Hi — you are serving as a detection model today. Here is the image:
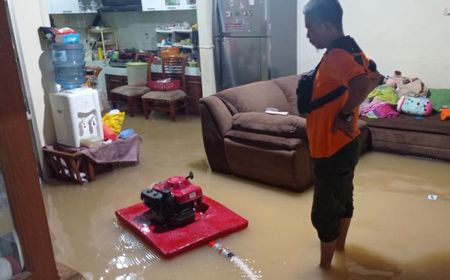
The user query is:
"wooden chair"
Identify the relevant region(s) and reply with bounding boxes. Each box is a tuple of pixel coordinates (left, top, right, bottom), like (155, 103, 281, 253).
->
(141, 55, 189, 122)
(109, 63, 151, 117)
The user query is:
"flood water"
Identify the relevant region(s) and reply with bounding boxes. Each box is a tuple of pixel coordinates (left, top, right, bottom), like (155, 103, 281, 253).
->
(42, 115, 450, 280)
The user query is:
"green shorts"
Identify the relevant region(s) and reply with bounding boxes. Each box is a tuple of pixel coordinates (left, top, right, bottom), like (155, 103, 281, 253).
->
(311, 136, 361, 242)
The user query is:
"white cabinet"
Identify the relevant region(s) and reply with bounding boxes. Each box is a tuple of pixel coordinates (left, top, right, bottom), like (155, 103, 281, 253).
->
(161, 0, 196, 10)
(48, 0, 80, 14)
(183, 0, 196, 9)
(78, 0, 102, 13)
(48, 0, 102, 14)
(141, 0, 162, 11)
(47, 0, 195, 13)
(162, 0, 181, 10)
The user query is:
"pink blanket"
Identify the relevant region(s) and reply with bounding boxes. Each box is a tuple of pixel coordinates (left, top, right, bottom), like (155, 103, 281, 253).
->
(360, 100, 399, 118)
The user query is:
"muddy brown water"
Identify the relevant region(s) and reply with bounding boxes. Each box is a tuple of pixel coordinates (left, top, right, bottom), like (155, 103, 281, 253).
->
(42, 115, 450, 279)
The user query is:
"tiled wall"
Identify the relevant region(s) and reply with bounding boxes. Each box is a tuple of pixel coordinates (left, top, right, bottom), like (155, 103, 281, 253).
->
(52, 10, 197, 51)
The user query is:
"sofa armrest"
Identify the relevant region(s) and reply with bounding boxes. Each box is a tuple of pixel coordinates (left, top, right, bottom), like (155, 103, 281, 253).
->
(200, 96, 233, 136)
(231, 112, 307, 139)
(199, 96, 235, 173)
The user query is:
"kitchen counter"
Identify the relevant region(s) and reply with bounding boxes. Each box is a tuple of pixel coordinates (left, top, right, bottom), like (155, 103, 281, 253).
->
(86, 60, 201, 112)
(87, 60, 201, 77)
(86, 60, 203, 114)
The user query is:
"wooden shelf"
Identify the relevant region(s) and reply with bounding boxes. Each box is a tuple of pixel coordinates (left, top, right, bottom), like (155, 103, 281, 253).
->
(157, 43, 173, 48)
(101, 40, 117, 45)
(155, 28, 174, 33)
(88, 27, 115, 33)
(156, 27, 195, 53)
(173, 28, 192, 33)
(87, 27, 118, 60)
(172, 43, 193, 49)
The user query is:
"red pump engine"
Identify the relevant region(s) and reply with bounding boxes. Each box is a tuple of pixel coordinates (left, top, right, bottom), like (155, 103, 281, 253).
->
(141, 172, 203, 227)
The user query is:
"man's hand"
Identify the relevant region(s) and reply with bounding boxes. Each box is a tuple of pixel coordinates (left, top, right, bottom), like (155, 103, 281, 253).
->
(368, 71, 383, 92)
(332, 115, 354, 137)
(341, 71, 382, 115)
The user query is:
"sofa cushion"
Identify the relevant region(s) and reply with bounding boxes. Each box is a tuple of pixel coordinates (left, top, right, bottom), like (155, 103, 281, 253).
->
(362, 113, 450, 135)
(217, 80, 291, 113)
(272, 75, 301, 115)
(225, 130, 304, 151)
(231, 112, 306, 139)
(369, 127, 450, 161)
(216, 95, 239, 115)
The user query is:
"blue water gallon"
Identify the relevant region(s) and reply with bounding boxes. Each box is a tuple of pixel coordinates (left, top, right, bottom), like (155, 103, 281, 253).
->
(52, 42, 85, 90)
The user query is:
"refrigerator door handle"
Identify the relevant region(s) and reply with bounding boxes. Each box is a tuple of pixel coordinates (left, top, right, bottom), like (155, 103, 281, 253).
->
(212, 0, 223, 37)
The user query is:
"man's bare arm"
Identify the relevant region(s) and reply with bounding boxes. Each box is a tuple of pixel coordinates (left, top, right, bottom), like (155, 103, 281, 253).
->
(341, 72, 381, 114)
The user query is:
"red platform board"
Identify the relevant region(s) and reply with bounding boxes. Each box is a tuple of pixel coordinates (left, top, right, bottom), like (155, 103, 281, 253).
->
(115, 195, 248, 258)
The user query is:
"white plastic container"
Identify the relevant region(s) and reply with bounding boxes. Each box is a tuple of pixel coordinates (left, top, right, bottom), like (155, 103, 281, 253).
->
(126, 62, 148, 86)
(49, 88, 104, 147)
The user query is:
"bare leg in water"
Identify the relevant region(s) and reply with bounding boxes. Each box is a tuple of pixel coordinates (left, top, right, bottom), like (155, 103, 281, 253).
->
(336, 218, 351, 251)
(320, 240, 337, 269)
(319, 218, 351, 269)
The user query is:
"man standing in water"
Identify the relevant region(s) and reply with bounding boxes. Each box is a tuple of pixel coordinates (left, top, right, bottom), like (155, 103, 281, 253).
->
(301, 0, 381, 269)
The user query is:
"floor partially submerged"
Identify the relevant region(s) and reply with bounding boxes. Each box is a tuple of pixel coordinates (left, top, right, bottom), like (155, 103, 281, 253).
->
(42, 115, 450, 279)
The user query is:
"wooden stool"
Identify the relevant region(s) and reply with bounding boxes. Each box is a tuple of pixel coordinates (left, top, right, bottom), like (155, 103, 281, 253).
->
(42, 146, 94, 184)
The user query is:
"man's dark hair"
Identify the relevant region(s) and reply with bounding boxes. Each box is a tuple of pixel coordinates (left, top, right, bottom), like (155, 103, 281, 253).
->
(304, 0, 343, 30)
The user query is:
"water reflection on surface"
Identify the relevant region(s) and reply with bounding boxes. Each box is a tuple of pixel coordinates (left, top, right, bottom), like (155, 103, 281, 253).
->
(101, 222, 159, 279)
(42, 116, 450, 279)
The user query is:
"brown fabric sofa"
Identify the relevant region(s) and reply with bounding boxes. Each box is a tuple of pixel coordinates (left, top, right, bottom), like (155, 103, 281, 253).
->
(362, 113, 450, 161)
(200, 75, 450, 192)
(199, 75, 369, 192)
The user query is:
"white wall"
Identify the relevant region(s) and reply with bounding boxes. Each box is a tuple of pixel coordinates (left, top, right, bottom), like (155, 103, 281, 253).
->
(196, 0, 216, 97)
(7, 0, 56, 174)
(297, 0, 450, 88)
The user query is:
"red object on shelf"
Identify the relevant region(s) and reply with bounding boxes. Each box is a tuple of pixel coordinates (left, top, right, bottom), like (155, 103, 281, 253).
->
(148, 79, 181, 91)
(102, 124, 117, 141)
(115, 195, 248, 258)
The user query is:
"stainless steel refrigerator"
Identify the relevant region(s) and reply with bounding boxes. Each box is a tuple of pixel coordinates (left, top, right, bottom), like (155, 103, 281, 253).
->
(213, 0, 297, 91)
